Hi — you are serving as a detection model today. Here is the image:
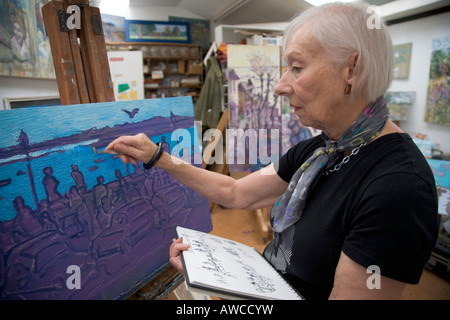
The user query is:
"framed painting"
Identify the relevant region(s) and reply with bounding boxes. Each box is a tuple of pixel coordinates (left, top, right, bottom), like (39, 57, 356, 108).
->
(385, 91, 415, 121)
(426, 159, 450, 216)
(227, 45, 282, 172)
(0, 96, 212, 299)
(3, 95, 60, 109)
(0, 0, 56, 79)
(125, 20, 190, 43)
(101, 13, 125, 43)
(169, 16, 210, 49)
(424, 35, 450, 126)
(393, 42, 412, 79)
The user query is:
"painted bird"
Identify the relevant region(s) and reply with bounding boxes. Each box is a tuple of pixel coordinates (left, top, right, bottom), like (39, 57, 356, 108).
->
(122, 108, 139, 119)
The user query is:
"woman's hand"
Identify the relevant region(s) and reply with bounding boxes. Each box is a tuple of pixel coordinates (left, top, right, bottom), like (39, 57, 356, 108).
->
(105, 133, 157, 166)
(169, 237, 190, 275)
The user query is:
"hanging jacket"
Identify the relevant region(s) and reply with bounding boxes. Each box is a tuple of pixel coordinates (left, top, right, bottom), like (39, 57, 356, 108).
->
(195, 56, 223, 131)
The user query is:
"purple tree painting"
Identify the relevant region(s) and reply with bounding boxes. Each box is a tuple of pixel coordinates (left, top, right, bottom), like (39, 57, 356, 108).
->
(227, 45, 283, 172)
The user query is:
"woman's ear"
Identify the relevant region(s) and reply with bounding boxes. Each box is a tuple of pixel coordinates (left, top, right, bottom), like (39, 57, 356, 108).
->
(345, 51, 359, 82)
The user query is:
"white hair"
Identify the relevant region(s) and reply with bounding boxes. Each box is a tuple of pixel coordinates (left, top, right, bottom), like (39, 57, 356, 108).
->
(284, 2, 393, 103)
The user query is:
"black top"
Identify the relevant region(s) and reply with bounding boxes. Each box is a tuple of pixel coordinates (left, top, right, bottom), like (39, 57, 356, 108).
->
(263, 133, 439, 300)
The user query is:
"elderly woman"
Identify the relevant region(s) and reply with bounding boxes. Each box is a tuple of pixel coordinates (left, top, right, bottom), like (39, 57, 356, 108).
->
(106, 2, 438, 299)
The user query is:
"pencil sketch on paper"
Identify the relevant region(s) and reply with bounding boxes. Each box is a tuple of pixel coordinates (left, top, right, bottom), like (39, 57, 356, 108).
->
(179, 227, 278, 294)
(186, 233, 235, 286)
(0, 97, 212, 300)
(236, 260, 276, 294)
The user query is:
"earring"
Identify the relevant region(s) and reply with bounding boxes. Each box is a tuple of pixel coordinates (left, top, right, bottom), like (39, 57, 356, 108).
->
(344, 82, 352, 95)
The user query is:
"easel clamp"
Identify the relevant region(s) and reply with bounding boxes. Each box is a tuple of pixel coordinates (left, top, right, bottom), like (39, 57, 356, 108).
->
(57, 2, 102, 35)
(57, 10, 73, 32)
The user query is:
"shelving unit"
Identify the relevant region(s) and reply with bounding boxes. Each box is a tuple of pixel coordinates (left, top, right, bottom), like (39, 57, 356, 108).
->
(106, 42, 203, 102)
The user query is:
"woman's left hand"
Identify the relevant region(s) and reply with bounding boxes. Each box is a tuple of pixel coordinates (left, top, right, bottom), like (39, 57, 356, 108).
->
(169, 237, 190, 275)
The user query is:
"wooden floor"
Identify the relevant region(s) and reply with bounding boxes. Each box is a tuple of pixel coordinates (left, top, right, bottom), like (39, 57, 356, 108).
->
(206, 206, 450, 300)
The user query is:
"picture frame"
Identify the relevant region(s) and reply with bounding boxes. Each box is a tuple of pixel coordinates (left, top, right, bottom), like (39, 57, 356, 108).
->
(3, 95, 60, 110)
(101, 13, 125, 43)
(385, 91, 415, 121)
(0, 0, 56, 79)
(125, 20, 190, 43)
(169, 16, 210, 49)
(393, 42, 412, 79)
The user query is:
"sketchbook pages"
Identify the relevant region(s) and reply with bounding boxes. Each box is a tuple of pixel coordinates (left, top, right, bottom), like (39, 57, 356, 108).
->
(176, 226, 303, 300)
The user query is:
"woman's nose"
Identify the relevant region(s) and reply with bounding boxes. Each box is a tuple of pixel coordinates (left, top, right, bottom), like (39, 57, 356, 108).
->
(274, 71, 292, 97)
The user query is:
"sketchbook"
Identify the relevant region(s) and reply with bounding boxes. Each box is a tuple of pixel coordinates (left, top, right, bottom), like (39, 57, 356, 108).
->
(176, 226, 303, 300)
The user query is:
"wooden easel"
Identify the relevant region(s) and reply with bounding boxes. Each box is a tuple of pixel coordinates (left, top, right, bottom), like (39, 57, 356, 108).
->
(42, 0, 114, 105)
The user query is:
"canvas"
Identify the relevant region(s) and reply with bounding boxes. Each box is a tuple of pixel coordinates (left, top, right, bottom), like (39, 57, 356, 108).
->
(424, 35, 450, 126)
(227, 45, 282, 172)
(169, 16, 210, 49)
(108, 51, 144, 101)
(101, 13, 125, 43)
(393, 43, 412, 79)
(125, 20, 190, 44)
(0, 97, 212, 299)
(427, 159, 450, 216)
(385, 91, 415, 121)
(0, 0, 56, 79)
(227, 45, 318, 172)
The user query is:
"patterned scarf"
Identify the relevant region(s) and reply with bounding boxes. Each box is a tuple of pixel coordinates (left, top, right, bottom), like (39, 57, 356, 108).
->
(271, 96, 389, 233)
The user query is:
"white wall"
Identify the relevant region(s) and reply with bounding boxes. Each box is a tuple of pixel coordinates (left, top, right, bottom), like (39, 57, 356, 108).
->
(387, 11, 450, 153)
(99, 1, 204, 21)
(0, 77, 59, 110)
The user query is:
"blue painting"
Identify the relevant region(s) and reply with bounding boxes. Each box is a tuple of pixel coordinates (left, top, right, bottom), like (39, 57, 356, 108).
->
(0, 97, 212, 299)
(427, 159, 450, 216)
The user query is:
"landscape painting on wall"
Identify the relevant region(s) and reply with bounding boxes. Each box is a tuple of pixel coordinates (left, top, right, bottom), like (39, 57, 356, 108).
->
(169, 16, 210, 49)
(125, 20, 190, 43)
(0, 97, 212, 299)
(385, 91, 415, 121)
(101, 13, 125, 43)
(424, 35, 450, 126)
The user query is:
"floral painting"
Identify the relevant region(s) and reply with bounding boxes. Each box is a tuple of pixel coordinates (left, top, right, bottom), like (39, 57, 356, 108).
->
(424, 35, 450, 126)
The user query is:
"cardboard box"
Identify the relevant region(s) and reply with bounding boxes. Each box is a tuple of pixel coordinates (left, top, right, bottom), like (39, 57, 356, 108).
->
(187, 60, 203, 75)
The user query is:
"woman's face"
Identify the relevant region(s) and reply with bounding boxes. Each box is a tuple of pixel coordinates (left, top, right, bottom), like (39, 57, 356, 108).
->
(13, 22, 24, 43)
(275, 26, 350, 138)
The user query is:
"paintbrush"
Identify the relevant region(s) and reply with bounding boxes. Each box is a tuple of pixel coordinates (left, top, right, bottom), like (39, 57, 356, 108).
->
(92, 147, 123, 155)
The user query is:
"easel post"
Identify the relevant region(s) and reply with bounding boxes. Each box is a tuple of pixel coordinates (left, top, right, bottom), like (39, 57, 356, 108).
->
(42, 0, 114, 105)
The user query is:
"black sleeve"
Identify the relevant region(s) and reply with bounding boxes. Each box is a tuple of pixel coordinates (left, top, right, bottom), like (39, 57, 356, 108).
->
(342, 172, 439, 284)
(275, 136, 323, 183)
